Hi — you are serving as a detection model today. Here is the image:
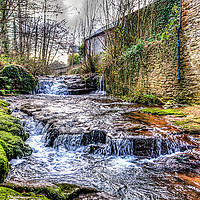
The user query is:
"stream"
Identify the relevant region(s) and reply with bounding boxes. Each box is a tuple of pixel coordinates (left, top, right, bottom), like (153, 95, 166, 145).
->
(3, 76, 200, 200)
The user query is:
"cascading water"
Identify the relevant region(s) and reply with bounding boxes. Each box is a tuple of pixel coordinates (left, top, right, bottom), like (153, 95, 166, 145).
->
(7, 111, 187, 200)
(37, 76, 69, 95)
(5, 88, 199, 200)
(95, 75, 106, 95)
(36, 75, 106, 96)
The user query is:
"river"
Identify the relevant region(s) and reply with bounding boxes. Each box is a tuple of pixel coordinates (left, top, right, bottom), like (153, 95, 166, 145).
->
(3, 76, 200, 200)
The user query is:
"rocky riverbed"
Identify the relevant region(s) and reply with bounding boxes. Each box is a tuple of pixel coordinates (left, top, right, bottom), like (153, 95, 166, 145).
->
(1, 92, 199, 200)
(0, 74, 198, 200)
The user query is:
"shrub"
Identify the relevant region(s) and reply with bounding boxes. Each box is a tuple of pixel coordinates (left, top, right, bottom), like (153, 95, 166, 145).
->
(68, 54, 81, 66)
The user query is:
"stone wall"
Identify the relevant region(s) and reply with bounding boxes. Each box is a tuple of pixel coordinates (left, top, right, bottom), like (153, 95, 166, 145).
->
(136, 40, 182, 100)
(135, 0, 200, 102)
(181, 0, 200, 102)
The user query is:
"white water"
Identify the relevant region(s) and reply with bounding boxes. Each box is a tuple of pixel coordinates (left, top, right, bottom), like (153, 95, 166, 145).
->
(7, 111, 185, 200)
(94, 75, 107, 95)
(5, 77, 198, 199)
(37, 76, 69, 95)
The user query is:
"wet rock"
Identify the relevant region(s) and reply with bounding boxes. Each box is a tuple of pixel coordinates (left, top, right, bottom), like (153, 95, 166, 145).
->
(4, 95, 199, 159)
(81, 131, 106, 146)
(37, 74, 98, 95)
(160, 148, 200, 174)
(2, 182, 98, 200)
(74, 192, 120, 200)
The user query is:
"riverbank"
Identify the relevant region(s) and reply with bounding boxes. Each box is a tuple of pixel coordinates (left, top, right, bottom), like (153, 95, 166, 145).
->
(0, 100, 32, 182)
(140, 104, 200, 135)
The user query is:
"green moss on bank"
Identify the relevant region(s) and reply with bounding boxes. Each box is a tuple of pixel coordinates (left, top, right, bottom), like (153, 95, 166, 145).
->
(0, 187, 50, 200)
(120, 93, 164, 105)
(0, 100, 11, 114)
(3, 183, 96, 200)
(0, 99, 32, 183)
(0, 112, 29, 141)
(0, 131, 32, 160)
(0, 100, 9, 107)
(0, 65, 38, 95)
(140, 105, 200, 134)
(173, 119, 200, 134)
(140, 107, 186, 117)
(0, 145, 8, 183)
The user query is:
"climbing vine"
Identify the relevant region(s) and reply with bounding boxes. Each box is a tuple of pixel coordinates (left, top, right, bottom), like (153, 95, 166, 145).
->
(101, 0, 181, 102)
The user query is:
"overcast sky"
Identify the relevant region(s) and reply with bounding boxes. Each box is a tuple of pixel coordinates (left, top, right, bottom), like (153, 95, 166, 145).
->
(62, 0, 83, 27)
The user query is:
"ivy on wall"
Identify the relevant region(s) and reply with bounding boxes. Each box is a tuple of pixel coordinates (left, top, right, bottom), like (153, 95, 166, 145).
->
(101, 0, 181, 101)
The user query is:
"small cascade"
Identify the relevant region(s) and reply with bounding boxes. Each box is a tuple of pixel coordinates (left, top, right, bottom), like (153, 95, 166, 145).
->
(37, 76, 69, 95)
(53, 131, 106, 151)
(43, 125, 180, 158)
(94, 137, 180, 158)
(36, 75, 99, 95)
(12, 109, 182, 159)
(53, 134, 83, 151)
(95, 75, 106, 95)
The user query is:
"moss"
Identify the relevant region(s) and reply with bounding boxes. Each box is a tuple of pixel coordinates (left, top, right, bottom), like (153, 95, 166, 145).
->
(0, 113, 29, 141)
(0, 100, 32, 183)
(181, 124, 200, 134)
(140, 107, 187, 117)
(0, 76, 9, 84)
(4, 183, 97, 200)
(173, 120, 200, 134)
(0, 90, 12, 96)
(0, 90, 6, 96)
(0, 131, 32, 160)
(0, 187, 50, 200)
(0, 100, 11, 114)
(0, 139, 10, 156)
(0, 100, 10, 107)
(174, 119, 190, 126)
(0, 187, 20, 199)
(1, 65, 37, 92)
(120, 93, 164, 105)
(0, 144, 8, 183)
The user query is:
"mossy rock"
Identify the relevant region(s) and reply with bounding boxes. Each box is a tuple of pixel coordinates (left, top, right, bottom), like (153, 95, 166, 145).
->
(0, 187, 50, 200)
(0, 112, 29, 141)
(0, 77, 9, 90)
(3, 183, 97, 200)
(0, 76, 9, 83)
(1, 65, 37, 92)
(0, 144, 8, 183)
(0, 100, 32, 183)
(140, 108, 187, 117)
(0, 100, 9, 107)
(0, 100, 12, 120)
(0, 90, 13, 96)
(0, 139, 12, 160)
(0, 131, 32, 160)
(174, 120, 200, 134)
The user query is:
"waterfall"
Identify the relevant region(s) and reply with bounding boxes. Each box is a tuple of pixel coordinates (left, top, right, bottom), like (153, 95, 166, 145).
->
(95, 137, 180, 158)
(96, 75, 106, 95)
(36, 76, 69, 95)
(16, 111, 182, 159)
(44, 126, 180, 158)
